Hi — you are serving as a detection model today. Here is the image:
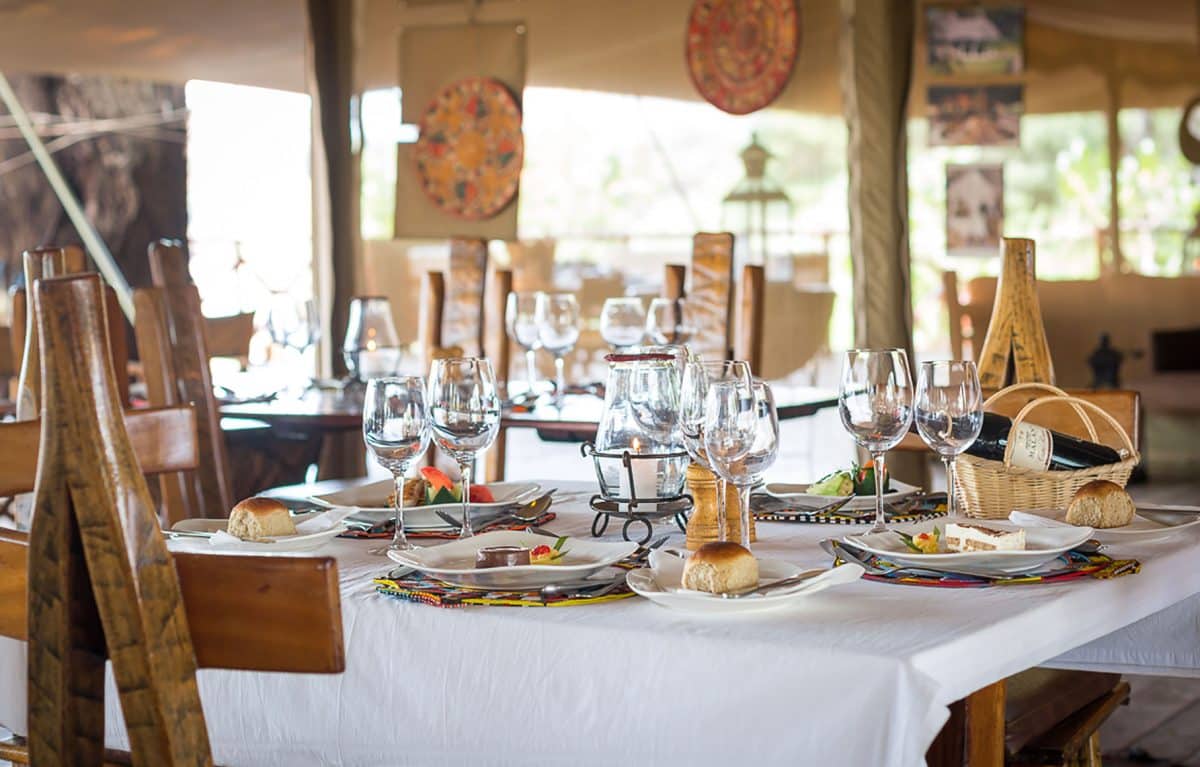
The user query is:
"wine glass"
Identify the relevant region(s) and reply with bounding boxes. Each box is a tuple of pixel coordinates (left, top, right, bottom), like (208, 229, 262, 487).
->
(363, 376, 431, 554)
(703, 378, 779, 551)
(534, 293, 580, 404)
(428, 357, 501, 539)
(839, 349, 915, 533)
(915, 360, 983, 518)
(505, 291, 543, 397)
(680, 358, 753, 542)
(599, 297, 646, 351)
(267, 296, 320, 387)
(343, 296, 402, 381)
(646, 297, 696, 345)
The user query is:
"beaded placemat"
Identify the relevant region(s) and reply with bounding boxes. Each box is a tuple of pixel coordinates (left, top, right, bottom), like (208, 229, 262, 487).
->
(830, 548, 1140, 588)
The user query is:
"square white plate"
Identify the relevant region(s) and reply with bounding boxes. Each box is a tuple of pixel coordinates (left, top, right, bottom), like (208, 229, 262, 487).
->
(311, 480, 541, 530)
(764, 479, 921, 511)
(625, 551, 864, 615)
(844, 518, 1094, 575)
(387, 530, 637, 590)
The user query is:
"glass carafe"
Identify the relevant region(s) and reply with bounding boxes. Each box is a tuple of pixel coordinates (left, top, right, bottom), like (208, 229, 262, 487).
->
(594, 353, 687, 499)
(343, 296, 402, 380)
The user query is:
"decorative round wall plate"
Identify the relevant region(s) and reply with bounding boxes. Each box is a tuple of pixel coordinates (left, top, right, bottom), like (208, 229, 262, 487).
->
(1181, 95, 1200, 165)
(414, 77, 524, 220)
(685, 0, 801, 115)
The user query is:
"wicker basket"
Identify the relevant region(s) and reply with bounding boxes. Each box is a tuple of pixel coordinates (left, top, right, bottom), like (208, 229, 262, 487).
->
(954, 384, 1139, 520)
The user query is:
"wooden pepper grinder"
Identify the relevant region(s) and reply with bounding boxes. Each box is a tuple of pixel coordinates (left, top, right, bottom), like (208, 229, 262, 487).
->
(684, 463, 756, 550)
(976, 237, 1055, 388)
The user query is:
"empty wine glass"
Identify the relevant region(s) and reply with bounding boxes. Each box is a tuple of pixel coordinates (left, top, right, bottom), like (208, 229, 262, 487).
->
(267, 296, 320, 389)
(363, 376, 431, 554)
(839, 349, 914, 533)
(428, 357, 501, 539)
(535, 293, 580, 404)
(505, 291, 543, 397)
(680, 358, 752, 542)
(915, 360, 983, 518)
(599, 297, 646, 351)
(646, 297, 696, 345)
(704, 378, 779, 551)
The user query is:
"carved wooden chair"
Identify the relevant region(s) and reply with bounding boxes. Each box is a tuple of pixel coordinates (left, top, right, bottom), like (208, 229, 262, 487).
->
(0, 273, 344, 766)
(663, 232, 737, 363)
(134, 239, 235, 520)
(203, 312, 256, 370)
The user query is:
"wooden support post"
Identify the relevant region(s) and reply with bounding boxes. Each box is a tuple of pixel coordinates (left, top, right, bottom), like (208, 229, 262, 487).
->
(1104, 66, 1124, 275)
(663, 264, 686, 302)
(735, 264, 765, 372)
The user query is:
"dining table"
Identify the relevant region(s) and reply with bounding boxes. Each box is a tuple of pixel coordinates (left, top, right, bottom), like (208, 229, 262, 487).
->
(3, 481, 1198, 766)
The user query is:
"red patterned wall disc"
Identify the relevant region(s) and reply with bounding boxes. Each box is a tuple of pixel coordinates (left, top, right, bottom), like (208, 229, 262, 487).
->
(685, 0, 801, 115)
(414, 77, 524, 220)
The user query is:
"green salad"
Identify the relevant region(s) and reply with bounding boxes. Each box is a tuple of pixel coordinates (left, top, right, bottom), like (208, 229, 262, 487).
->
(809, 461, 891, 496)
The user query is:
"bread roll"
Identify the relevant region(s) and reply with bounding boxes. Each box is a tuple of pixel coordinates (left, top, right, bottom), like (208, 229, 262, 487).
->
(682, 541, 759, 594)
(1065, 480, 1135, 529)
(227, 497, 296, 541)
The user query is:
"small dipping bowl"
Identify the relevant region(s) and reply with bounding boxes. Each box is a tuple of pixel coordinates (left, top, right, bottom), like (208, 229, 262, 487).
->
(475, 546, 532, 569)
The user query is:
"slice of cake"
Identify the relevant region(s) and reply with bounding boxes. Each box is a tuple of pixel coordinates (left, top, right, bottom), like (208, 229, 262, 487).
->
(944, 523, 1026, 552)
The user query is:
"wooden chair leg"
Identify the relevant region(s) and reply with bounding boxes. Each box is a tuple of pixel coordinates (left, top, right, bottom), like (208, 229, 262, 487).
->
(928, 680, 1006, 767)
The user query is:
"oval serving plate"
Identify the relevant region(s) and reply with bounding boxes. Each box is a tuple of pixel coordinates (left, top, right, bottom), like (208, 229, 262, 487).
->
(310, 480, 541, 531)
(764, 479, 920, 511)
(387, 530, 636, 591)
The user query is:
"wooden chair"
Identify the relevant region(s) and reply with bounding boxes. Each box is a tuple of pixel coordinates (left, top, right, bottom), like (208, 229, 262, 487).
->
(442, 237, 489, 357)
(663, 232, 737, 362)
(0, 273, 344, 766)
(203, 312, 255, 369)
(135, 239, 234, 519)
(734, 264, 765, 372)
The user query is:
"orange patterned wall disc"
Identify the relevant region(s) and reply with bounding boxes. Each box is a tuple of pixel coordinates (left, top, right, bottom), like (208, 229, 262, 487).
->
(685, 0, 800, 115)
(414, 77, 524, 220)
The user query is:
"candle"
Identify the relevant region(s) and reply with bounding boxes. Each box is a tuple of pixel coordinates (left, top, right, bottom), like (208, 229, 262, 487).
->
(620, 438, 659, 503)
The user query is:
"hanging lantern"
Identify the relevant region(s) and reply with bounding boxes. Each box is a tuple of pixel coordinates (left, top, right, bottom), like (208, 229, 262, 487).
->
(721, 134, 793, 277)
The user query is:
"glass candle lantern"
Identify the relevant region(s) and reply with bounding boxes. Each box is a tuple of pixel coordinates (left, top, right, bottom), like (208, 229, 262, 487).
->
(343, 296, 402, 380)
(592, 352, 688, 501)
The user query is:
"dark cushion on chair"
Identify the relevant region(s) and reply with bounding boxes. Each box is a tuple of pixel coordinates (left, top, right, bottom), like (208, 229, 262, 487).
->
(1005, 669, 1121, 755)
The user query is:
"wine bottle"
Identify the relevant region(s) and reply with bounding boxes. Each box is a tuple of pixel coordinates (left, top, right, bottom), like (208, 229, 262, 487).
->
(965, 412, 1123, 471)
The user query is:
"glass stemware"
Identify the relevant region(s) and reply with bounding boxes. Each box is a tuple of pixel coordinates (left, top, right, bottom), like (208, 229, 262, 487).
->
(680, 358, 753, 542)
(428, 357, 501, 539)
(267, 296, 320, 388)
(534, 293, 580, 404)
(838, 349, 915, 534)
(599, 297, 646, 351)
(646, 297, 696, 346)
(703, 379, 779, 551)
(343, 296, 403, 381)
(915, 360, 984, 518)
(505, 291, 543, 396)
(363, 376, 431, 554)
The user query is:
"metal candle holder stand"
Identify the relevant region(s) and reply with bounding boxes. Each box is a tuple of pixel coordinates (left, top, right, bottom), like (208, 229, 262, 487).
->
(581, 442, 693, 545)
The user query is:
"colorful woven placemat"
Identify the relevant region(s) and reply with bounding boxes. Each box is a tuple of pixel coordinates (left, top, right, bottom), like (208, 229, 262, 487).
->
(752, 494, 948, 525)
(340, 512, 556, 541)
(831, 548, 1140, 588)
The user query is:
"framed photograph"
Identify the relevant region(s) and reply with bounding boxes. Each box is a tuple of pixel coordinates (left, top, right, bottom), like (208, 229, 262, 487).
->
(946, 164, 1004, 257)
(926, 6, 1024, 75)
(927, 84, 1023, 146)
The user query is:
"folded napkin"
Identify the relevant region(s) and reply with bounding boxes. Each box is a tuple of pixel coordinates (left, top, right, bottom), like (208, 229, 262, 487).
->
(207, 508, 352, 549)
(1008, 509, 1076, 528)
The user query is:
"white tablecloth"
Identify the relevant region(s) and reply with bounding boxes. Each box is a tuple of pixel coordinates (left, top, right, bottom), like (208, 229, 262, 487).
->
(3, 481, 1200, 767)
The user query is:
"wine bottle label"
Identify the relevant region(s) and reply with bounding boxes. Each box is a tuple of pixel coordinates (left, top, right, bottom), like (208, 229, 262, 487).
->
(1009, 422, 1053, 471)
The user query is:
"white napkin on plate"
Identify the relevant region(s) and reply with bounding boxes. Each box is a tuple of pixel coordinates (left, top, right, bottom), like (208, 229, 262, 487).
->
(207, 508, 352, 548)
(1007, 509, 1075, 528)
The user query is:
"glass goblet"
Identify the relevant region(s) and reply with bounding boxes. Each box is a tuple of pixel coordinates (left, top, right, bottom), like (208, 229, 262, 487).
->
(363, 376, 431, 554)
(428, 357, 501, 539)
(838, 349, 915, 534)
(534, 293, 580, 405)
(704, 378, 778, 552)
(505, 291, 543, 397)
(915, 360, 983, 518)
(599, 297, 646, 351)
(646, 297, 696, 346)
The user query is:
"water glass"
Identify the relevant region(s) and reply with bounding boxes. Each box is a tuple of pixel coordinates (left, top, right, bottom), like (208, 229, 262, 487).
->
(645, 297, 696, 345)
(680, 358, 752, 541)
(535, 293, 580, 404)
(838, 349, 914, 533)
(363, 376, 431, 553)
(428, 357, 501, 538)
(703, 378, 778, 551)
(505, 291, 543, 396)
(599, 297, 646, 350)
(915, 360, 983, 517)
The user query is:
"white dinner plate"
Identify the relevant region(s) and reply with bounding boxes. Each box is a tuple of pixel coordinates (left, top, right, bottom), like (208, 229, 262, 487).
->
(626, 551, 864, 615)
(764, 479, 921, 511)
(1010, 506, 1200, 544)
(845, 518, 1094, 575)
(169, 510, 346, 553)
(387, 530, 637, 590)
(310, 480, 541, 531)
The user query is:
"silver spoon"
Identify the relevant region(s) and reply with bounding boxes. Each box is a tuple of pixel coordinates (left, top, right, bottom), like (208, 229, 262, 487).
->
(718, 569, 825, 599)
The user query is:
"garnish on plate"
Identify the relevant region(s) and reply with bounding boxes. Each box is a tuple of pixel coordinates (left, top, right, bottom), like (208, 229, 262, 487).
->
(810, 460, 892, 497)
(386, 467, 497, 506)
(530, 535, 569, 564)
(896, 526, 941, 554)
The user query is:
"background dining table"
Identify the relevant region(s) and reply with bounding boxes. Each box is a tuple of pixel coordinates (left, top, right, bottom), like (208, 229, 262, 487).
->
(3, 481, 1198, 766)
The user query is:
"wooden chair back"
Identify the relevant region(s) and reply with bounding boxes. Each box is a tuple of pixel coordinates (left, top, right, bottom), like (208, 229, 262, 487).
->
(943, 270, 967, 360)
(203, 312, 255, 369)
(442, 237, 489, 357)
(0, 273, 344, 766)
(483, 268, 513, 481)
(663, 233, 736, 361)
(734, 264, 765, 372)
(136, 239, 234, 519)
